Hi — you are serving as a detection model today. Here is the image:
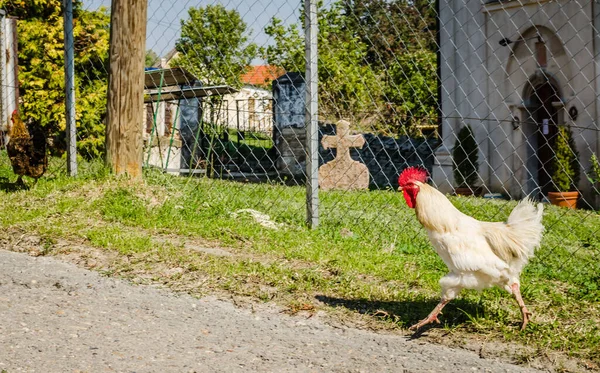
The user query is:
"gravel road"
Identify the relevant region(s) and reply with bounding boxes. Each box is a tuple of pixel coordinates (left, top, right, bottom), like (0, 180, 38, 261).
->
(0, 249, 545, 373)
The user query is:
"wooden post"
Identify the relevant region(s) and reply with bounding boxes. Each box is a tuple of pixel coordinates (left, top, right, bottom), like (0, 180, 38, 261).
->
(105, 0, 148, 178)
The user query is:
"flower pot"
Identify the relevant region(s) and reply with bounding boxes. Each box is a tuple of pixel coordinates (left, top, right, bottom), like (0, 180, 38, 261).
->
(455, 187, 473, 196)
(455, 186, 481, 196)
(547, 191, 579, 209)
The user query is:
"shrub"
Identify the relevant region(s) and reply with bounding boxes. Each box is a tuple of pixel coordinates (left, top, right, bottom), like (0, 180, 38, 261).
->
(550, 125, 580, 192)
(586, 153, 600, 194)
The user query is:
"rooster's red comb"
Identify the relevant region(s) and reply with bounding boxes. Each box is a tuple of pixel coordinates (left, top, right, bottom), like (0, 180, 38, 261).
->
(398, 166, 429, 187)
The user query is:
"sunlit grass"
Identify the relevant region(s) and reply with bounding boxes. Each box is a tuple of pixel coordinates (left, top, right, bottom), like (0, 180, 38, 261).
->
(0, 151, 597, 367)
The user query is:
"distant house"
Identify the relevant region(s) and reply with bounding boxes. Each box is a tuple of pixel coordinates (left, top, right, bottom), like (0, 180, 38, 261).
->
(240, 65, 285, 88)
(219, 65, 285, 135)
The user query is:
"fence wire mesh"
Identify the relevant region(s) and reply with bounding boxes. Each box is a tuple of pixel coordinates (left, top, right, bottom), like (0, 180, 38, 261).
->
(1, 0, 599, 337)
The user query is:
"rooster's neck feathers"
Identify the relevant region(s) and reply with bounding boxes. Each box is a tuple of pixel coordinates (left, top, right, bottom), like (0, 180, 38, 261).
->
(414, 183, 462, 233)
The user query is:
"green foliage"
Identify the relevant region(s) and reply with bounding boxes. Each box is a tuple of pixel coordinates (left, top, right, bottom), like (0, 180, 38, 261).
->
(342, 0, 437, 67)
(263, 1, 382, 121)
(262, 18, 304, 72)
(1, 0, 110, 159)
(171, 5, 258, 86)
(145, 50, 159, 67)
(262, 0, 437, 132)
(551, 125, 580, 192)
(586, 153, 600, 194)
(384, 50, 438, 135)
(452, 124, 479, 187)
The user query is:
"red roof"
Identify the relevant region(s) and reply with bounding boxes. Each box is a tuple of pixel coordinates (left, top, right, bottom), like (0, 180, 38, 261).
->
(241, 65, 285, 86)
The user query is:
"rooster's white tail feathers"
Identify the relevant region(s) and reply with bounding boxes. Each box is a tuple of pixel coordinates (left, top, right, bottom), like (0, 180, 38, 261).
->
(507, 198, 545, 257)
(483, 198, 544, 263)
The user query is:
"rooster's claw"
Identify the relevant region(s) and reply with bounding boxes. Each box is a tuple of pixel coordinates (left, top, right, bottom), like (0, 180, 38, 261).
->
(409, 315, 440, 331)
(519, 308, 532, 331)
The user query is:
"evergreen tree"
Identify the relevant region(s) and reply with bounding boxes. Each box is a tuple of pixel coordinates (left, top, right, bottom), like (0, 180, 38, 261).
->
(551, 125, 580, 192)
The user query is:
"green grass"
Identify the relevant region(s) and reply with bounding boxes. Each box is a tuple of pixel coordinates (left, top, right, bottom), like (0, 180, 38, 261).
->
(0, 151, 598, 369)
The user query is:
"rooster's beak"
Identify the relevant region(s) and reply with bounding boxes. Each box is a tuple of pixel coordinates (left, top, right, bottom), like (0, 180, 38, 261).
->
(397, 186, 403, 192)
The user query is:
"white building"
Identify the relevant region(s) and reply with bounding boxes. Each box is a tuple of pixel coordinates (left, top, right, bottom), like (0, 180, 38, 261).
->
(219, 87, 273, 134)
(216, 65, 283, 134)
(434, 0, 599, 205)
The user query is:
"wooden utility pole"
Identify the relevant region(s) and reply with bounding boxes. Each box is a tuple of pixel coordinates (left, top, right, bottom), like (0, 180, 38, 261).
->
(105, 0, 148, 179)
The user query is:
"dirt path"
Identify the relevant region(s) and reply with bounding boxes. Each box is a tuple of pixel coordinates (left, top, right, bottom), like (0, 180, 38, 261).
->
(0, 249, 545, 373)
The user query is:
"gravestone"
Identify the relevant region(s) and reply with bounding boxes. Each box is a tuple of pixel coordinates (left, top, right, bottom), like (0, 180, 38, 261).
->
(272, 73, 306, 175)
(319, 120, 369, 190)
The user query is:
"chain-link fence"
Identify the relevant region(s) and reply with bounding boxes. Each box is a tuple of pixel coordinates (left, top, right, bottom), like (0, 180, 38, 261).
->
(1, 0, 599, 294)
(133, 2, 600, 206)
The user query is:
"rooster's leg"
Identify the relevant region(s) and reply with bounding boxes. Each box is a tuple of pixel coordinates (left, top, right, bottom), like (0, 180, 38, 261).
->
(409, 299, 449, 331)
(15, 175, 24, 186)
(511, 283, 532, 331)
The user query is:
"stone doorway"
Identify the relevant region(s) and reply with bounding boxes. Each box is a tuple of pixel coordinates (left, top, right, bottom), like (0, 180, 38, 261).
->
(522, 78, 561, 198)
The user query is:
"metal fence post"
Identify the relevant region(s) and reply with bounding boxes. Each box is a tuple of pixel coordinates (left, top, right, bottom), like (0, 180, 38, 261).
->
(305, 0, 319, 228)
(63, 0, 77, 176)
(594, 2, 600, 163)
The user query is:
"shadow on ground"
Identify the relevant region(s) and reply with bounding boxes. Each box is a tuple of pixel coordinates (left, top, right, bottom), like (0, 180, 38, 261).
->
(315, 294, 485, 335)
(0, 177, 28, 192)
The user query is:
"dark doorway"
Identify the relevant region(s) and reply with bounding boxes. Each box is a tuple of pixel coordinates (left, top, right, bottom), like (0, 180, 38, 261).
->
(527, 81, 559, 196)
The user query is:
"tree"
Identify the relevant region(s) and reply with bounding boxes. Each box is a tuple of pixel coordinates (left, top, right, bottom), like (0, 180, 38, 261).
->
(0, 0, 110, 159)
(384, 50, 437, 136)
(171, 5, 258, 86)
(262, 0, 437, 133)
(343, 0, 437, 68)
(263, 1, 382, 121)
(145, 49, 159, 67)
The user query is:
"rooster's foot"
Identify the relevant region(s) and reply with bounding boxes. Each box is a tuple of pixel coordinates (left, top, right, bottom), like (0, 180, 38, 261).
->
(520, 307, 532, 331)
(409, 315, 441, 331)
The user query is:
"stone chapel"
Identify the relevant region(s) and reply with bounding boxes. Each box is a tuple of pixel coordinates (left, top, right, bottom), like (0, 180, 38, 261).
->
(433, 0, 600, 205)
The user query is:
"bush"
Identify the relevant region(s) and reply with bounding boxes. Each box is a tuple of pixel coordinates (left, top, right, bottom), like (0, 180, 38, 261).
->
(1, 0, 110, 160)
(550, 125, 580, 192)
(587, 153, 600, 194)
(452, 124, 479, 188)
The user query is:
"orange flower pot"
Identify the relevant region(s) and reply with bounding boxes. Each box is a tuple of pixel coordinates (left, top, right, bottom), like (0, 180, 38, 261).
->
(547, 191, 579, 209)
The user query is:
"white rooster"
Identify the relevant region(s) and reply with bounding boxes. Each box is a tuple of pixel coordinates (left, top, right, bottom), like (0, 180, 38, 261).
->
(397, 166, 544, 331)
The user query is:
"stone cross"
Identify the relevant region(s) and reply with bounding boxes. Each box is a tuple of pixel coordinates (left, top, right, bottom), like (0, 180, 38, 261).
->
(319, 120, 369, 190)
